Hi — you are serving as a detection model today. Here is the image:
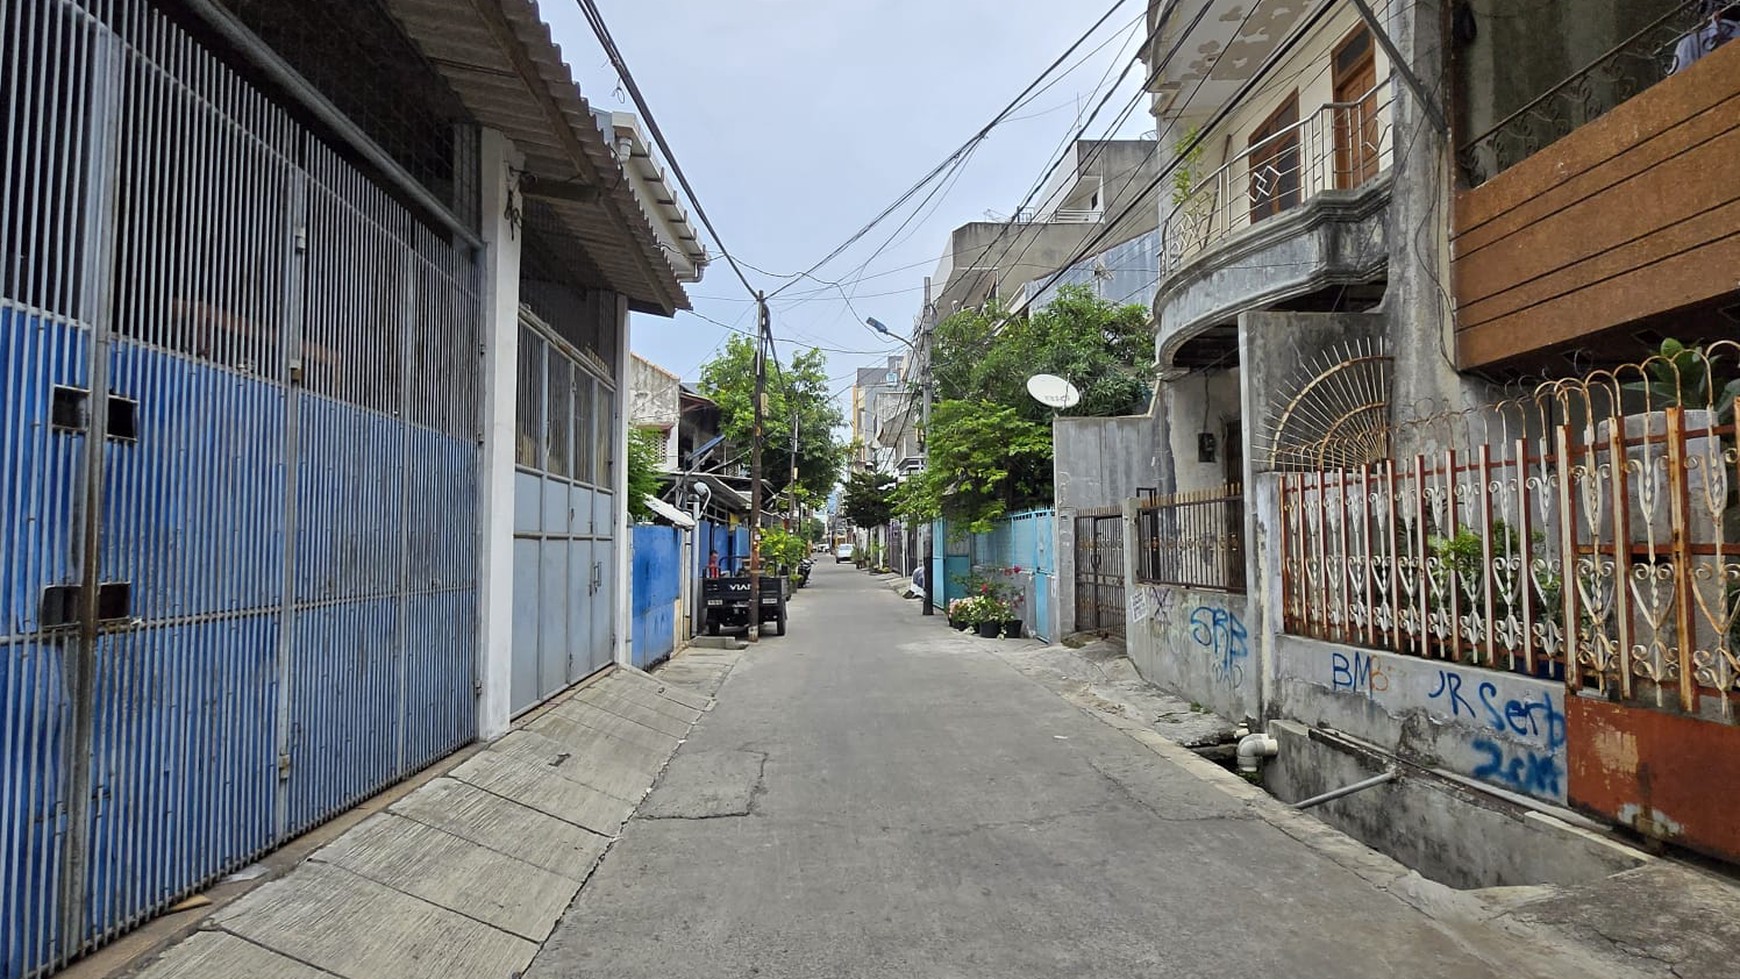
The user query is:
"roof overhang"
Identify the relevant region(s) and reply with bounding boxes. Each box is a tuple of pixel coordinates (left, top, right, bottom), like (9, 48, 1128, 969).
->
(382, 0, 692, 315)
(1147, 0, 1320, 121)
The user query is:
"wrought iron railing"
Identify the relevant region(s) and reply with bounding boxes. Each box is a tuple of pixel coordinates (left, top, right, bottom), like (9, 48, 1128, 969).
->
(1280, 340, 1740, 716)
(1457, 0, 1712, 186)
(1161, 81, 1392, 279)
(1136, 484, 1247, 593)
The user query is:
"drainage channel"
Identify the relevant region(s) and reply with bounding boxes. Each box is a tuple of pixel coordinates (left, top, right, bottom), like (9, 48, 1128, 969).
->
(1191, 722, 1647, 891)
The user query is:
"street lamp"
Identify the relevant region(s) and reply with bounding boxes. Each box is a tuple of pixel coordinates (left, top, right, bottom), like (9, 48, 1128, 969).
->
(864, 316, 913, 348)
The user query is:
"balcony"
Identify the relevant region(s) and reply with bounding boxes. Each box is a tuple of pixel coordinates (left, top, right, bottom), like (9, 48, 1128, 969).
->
(1163, 81, 1393, 277)
(1456, 0, 1714, 187)
(1451, 1, 1740, 369)
(1154, 81, 1394, 367)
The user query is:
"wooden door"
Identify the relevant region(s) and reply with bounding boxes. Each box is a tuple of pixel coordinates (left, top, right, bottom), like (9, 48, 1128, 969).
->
(1248, 95, 1300, 222)
(1332, 25, 1379, 189)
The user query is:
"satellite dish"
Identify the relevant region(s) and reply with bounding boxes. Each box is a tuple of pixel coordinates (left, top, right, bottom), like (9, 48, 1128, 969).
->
(1026, 373, 1081, 409)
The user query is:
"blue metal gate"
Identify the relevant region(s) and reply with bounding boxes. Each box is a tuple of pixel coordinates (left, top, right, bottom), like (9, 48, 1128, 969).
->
(631, 525, 684, 668)
(2, 3, 483, 974)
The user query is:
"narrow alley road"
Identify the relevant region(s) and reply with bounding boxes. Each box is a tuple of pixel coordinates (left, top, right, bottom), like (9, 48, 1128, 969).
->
(527, 563, 1590, 979)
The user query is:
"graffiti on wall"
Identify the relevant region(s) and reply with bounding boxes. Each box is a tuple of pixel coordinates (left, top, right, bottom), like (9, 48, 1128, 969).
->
(1310, 650, 1569, 800)
(1330, 649, 1392, 699)
(1130, 584, 1177, 629)
(1190, 605, 1248, 689)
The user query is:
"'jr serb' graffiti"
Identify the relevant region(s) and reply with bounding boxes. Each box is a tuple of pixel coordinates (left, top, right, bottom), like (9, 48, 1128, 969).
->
(1190, 605, 1248, 688)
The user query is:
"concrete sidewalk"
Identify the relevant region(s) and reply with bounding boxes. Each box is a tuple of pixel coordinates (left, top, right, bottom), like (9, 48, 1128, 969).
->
(122, 651, 738, 979)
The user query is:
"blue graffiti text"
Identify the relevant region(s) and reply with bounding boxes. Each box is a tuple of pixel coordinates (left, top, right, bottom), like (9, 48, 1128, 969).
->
(1190, 606, 1248, 688)
(1471, 738, 1564, 797)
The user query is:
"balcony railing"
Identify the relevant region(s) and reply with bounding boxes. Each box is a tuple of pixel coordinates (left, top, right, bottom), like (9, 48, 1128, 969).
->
(1012, 206, 1104, 224)
(1457, 0, 1713, 187)
(1161, 81, 1393, 279)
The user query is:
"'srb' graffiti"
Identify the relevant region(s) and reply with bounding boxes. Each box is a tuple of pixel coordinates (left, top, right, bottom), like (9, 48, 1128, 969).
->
(1190, 605, 1248, 688)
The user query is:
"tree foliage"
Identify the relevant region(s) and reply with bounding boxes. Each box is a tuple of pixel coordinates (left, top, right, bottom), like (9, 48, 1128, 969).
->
(698, 336, 847, 500)
(894, 400, 1052, 533)
(899, 285, 1150, 528)
(841, 469, 897, 528)
(625, 427, 664, 521)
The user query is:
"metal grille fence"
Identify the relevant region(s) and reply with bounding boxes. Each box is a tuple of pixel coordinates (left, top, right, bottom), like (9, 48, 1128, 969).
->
(1281, 341, 1740, 716)
(2, 2, 484, 975)
(1074, 511, 1125, 634)
(1135, 485, 1247, 593)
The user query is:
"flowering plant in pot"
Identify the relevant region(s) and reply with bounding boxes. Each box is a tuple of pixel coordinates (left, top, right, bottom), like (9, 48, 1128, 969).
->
(946, 598, 973, 630)
(990, 565, 1028, 638)
(955, 595, 1011, 637)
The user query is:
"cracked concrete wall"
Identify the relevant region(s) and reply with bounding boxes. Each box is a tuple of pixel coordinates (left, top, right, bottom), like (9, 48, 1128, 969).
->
(1124, 579, 1257, 725)
(1260, 721, 1641, 891)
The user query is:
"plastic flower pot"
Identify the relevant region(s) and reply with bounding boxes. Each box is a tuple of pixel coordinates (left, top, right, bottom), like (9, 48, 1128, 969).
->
(1002, 619, 1024, 639)
(975, 621, 1000, 638)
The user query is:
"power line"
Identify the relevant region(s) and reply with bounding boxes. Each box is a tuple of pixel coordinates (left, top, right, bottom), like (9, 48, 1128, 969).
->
(573, 0, 761, 297)
(765, 0, 1139, 300)
(1023, 0, 1346, 307)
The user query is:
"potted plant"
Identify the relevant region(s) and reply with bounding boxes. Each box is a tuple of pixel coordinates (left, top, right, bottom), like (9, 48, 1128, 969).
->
(996, 565, 1028, 640)
(946, 598, 971, 630)
(967, 596, 1011, 638)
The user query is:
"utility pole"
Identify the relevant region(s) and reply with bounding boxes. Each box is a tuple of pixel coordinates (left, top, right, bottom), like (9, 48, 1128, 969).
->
(789, 403, 799, 526)
(748, 292, 767, 642)
(919, 276, 936, 616)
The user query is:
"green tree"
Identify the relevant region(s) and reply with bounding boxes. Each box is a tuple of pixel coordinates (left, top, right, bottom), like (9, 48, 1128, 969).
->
(625, 427, 664, 521)
(894, 400, 1052, 533)
(900, 285, 1149, 528)
(698, 336, 846, 500)
(841, 469, 896, 528)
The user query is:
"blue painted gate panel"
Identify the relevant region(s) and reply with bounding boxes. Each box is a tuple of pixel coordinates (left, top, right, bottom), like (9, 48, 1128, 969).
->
(1, 309, 85, 977)
(631, 525, 683, 668)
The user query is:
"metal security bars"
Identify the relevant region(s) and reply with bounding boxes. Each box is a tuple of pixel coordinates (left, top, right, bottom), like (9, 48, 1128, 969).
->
(1074, 511, 1126, 634)
(1136, 485, 1247, 593)
(1281, 340, 1740, 716)
(2, 2, 484, 975)
(1456, 0, 1711, 187)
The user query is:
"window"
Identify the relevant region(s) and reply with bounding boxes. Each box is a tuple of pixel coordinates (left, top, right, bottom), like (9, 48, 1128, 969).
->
(1248, 95, 1301, 222)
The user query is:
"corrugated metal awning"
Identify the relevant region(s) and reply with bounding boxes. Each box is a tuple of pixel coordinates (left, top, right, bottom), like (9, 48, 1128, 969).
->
(382, 0, 691, 315)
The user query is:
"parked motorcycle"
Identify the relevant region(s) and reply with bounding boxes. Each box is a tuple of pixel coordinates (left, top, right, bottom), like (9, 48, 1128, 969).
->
(796, 558, 814, 588)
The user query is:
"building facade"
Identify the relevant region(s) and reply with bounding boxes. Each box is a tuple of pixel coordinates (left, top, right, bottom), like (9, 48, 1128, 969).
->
(1062, 0, 1740, 864)
(0, 2, 698, 975)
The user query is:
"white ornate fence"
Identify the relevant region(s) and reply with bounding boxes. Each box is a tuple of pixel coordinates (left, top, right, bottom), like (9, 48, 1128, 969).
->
(1280, 341, 1740, 717)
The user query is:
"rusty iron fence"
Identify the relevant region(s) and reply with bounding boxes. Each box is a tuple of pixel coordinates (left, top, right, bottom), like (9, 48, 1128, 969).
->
(1074, 510, 1125, 634)
(1281, 340, 1740, 717)
(1135, 484, 1247, 593)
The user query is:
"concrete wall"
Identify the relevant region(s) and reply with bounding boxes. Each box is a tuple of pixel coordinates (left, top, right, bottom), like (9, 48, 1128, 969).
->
(1160, 369, 1242, 495)
(1054, 412, 1163, 509)
(629, 354, 682, 470)
(1262, 721, 1641, 891)
(1271, 637, 1569, 805)
(1123, 575, 1259, 724)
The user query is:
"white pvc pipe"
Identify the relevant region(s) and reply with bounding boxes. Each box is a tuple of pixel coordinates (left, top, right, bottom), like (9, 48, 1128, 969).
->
(1235, 733, 1279, 773)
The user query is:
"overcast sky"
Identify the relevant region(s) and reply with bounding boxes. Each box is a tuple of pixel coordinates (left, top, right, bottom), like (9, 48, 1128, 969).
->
(542, 0, 1150, 403)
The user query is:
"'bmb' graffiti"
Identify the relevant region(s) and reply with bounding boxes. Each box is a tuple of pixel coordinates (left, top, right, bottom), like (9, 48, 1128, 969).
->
(1330, 650, 1391, 699)
(1190, 606, 1248, 688)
